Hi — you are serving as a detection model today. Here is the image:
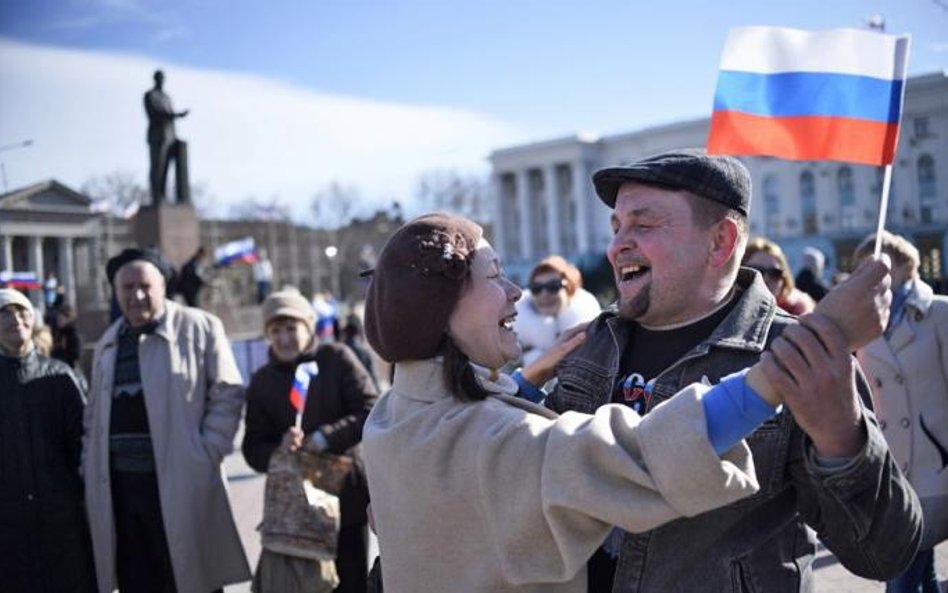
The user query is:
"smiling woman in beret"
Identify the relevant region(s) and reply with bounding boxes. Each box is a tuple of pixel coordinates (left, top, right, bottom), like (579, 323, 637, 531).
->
(358, 212, 808, 593)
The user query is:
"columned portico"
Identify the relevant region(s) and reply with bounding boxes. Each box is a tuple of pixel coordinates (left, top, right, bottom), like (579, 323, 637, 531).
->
(0, 179, 105, 321)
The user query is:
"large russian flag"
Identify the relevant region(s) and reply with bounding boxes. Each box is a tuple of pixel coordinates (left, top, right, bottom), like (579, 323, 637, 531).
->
(707, 27, 910, 166)
(214, 237, 259, 266)
(0, 271, 41, 290)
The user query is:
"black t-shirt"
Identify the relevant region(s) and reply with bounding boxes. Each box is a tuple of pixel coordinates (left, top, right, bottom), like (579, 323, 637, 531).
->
(612, 299, 737, 414)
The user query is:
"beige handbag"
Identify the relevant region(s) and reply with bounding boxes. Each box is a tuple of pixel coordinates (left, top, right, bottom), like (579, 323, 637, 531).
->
(258, 448, 341, 561)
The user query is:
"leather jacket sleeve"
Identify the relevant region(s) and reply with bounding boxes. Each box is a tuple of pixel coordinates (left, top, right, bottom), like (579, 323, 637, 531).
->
(788, 371, 922, 580)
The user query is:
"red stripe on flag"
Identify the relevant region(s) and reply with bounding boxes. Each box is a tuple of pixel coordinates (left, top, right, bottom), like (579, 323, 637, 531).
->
(289, 386, 305, 412)
(707, 111, 899, 166)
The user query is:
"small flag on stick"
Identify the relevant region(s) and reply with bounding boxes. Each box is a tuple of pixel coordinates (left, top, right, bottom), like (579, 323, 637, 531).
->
(289, 361, 319, 429)
(707, 26, 910, 166)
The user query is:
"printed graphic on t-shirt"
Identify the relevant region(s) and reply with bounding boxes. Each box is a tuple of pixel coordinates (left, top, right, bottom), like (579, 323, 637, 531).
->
(619, 372, 655, 415)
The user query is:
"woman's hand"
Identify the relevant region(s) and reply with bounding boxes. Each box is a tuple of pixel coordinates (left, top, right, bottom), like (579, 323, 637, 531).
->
(520, 322, 589, 387)
(279, 426, 304, 453)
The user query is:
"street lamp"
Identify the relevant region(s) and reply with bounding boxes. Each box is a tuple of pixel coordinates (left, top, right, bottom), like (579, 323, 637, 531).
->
(324, 245, 340, 297)
(0, 139, 34, 193)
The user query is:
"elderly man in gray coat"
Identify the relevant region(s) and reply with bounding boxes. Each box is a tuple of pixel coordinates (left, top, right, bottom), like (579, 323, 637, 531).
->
(83, 247, 250, 593)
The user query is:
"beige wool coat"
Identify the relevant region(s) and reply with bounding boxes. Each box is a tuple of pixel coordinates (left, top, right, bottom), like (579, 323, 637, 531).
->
(364, 359, 760, 593)
(83, 300, 251, 593)
(857, 278, 948, 548)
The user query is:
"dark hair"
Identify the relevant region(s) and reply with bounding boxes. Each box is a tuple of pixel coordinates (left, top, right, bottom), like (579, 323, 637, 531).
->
(440, 335, 490, 402)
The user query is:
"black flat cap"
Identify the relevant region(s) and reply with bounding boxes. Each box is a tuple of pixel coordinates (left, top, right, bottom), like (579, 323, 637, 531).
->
(106, 247, 175, 285)
(592, 148, 751, 216)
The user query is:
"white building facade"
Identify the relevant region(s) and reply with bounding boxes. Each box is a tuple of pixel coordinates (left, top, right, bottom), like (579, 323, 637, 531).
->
(490, 71, 948, 288)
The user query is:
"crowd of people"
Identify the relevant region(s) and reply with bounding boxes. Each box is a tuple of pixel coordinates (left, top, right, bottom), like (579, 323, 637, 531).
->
(1, 149, 944, 593)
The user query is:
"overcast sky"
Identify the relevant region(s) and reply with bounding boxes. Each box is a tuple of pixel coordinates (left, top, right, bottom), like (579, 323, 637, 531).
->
(0, 0, 945, 220)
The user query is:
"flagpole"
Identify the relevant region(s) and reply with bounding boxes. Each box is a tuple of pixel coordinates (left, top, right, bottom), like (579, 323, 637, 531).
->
(295, 411, 303, 431)
(872, 164, 894, 258)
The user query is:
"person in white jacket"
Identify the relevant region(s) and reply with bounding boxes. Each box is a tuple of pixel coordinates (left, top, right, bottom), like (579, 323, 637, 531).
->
(854, 231, 948, 593)
(515, 255, 601, 367)
(359, 213, 893, 593)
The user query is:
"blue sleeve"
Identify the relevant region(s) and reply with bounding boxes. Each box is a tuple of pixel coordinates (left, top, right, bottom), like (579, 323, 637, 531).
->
(702, 369, 781, 455)
(512, 370, 545, 404)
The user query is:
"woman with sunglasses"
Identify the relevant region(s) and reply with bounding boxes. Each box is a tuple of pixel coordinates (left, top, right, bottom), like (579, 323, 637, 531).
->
(514, 255, 601, 367)
(742, 237, 815, 316)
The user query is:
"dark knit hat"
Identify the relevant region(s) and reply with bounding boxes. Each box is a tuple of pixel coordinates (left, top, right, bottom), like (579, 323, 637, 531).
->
(592, 148, 751, 216)
(364, 213, 483, 363)
(106, 247, 175, 286)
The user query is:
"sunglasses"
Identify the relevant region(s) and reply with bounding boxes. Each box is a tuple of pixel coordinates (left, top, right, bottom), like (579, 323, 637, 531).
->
(748, 265, 784, 282)
(529, 279, 566, 295)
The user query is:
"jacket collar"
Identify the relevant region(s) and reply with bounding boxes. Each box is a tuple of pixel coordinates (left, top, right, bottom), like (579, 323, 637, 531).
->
(904, 277, 934, 317)
(884, 278, 935, 354)
(100, 299, 176, 350)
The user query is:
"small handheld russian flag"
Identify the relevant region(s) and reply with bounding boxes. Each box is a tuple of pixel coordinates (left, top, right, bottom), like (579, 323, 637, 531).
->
(290, 361, 319, 428)
(708, 26, 910, 166)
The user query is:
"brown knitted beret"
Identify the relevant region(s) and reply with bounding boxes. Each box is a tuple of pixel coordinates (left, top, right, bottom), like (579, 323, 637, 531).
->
(364, 213, 483, 362)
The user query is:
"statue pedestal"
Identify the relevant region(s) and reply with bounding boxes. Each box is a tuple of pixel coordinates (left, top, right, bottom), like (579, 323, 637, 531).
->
(135, 204, 200, 267)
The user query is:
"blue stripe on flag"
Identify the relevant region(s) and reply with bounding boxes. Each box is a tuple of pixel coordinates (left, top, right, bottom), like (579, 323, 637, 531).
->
(713, 70, 904, 123)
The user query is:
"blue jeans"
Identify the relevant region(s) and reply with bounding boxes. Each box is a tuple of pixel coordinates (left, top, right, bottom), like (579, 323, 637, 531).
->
(886, 548, 938, 593)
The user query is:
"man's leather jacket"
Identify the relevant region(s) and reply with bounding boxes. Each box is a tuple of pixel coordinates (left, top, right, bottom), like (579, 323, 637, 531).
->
(546, 270, 922, 593)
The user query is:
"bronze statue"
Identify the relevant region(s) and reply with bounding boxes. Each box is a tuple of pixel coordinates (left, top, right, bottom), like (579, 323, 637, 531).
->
(144, 70, 189, 205)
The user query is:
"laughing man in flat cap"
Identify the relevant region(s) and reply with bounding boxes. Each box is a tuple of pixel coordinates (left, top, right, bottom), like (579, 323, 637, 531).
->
(83, 248, 251, 593)
(529, 149, 921, 592)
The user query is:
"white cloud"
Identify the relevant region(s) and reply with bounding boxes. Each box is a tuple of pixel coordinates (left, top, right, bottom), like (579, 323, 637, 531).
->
(932, 41, 948, 54)
(0, 38, 526, 217)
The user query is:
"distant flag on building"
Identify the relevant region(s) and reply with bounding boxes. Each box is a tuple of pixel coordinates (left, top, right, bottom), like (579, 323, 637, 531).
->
(0, 271, 41, 290)
(707, 26, 910, 166)
(214, 237, 259, 266)
(290, 361, 319, 428)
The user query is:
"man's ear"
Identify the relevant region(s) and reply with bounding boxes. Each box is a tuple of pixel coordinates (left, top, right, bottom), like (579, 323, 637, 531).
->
(708, 218, 740, 269)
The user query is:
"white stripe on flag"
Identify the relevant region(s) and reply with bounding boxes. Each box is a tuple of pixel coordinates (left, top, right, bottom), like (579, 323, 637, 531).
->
(718, 26, 910, 80)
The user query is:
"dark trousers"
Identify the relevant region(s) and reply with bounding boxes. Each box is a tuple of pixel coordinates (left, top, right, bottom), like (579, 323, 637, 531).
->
(334, 524, 368, 593)
(111, 470, 177, 593)
(587, 547, 617, 593)
(886, 547, 939, 593)
(111, 471, 224, 593)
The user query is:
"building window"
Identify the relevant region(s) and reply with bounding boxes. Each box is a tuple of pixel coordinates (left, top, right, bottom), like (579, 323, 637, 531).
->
(764, 174, 779, 236)
(918, 154, 937, 224)
(838, 166, 855, 206)
(914, 117, 930, 139)
(800, 170, 817, 234)
(837, 166, 858, 230)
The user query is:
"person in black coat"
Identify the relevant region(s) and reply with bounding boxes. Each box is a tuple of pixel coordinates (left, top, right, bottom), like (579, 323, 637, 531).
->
(242, 290, 378, 593)
(52, 303, 82, 368)
(0, 289, 96, 593)
(178, 246, 209, 307)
